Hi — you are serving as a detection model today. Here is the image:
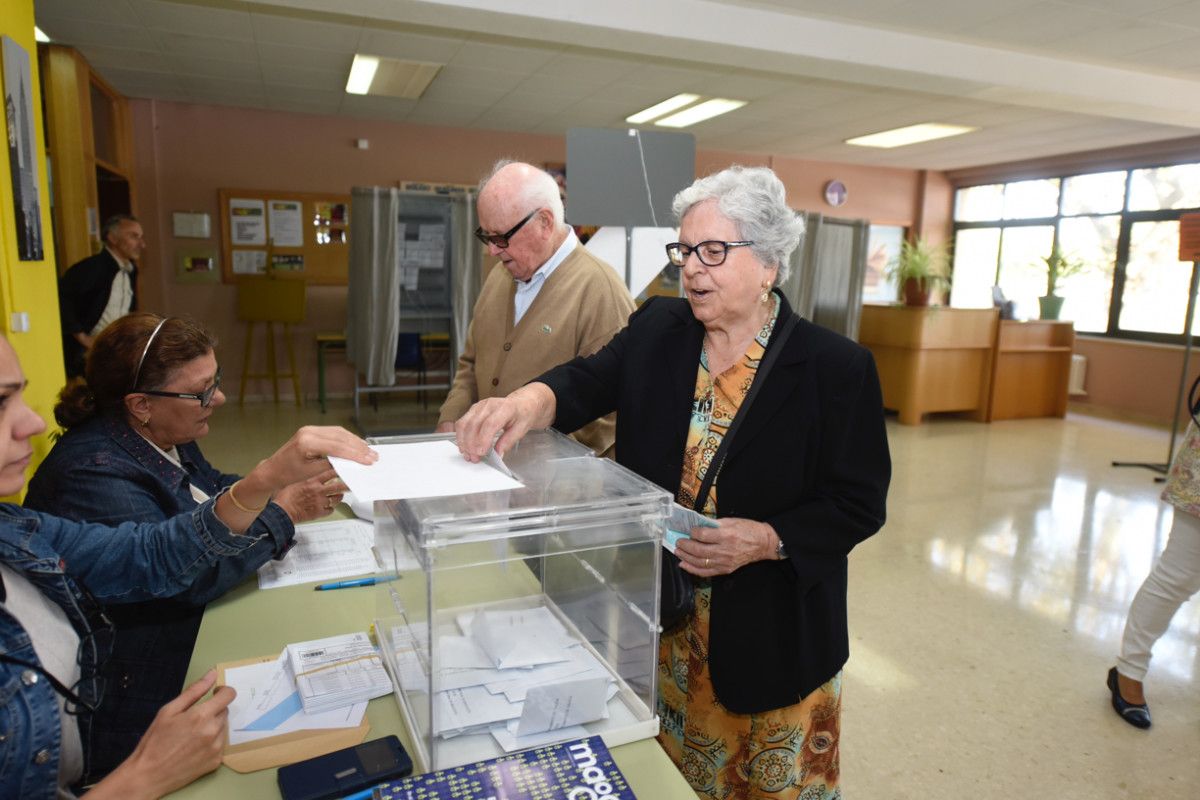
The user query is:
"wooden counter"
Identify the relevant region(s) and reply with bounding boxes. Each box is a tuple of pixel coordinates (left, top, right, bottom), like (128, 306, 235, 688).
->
(859, 305, 999, 425)
(987, 320, 1075, 421)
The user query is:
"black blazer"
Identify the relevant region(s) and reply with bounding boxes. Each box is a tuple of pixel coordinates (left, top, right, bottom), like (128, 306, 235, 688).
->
(58, 248, 138, 376)
(539, 292, 891, 714)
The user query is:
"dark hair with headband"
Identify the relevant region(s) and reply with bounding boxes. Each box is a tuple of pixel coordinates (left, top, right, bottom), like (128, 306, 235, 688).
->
(54, 313, 217, 429)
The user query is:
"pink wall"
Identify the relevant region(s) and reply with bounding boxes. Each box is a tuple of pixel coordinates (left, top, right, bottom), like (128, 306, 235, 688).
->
(130, 99, 934, 401)
(1073, 336, 1200, 426)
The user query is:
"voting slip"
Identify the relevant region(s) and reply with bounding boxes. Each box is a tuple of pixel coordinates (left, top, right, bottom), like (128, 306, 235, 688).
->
(286, 631, 394, 715)
(374, 734, 637, 799)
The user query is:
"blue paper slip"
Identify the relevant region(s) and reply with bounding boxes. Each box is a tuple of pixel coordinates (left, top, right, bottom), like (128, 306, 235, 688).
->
(665, 503, 718, 553)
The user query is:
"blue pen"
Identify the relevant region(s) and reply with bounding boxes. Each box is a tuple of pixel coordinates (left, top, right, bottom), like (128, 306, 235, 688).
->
(314, 575, 398, 591)
(339, 787, 381, 800)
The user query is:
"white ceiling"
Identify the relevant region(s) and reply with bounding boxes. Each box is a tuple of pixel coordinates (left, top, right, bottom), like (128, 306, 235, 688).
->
(32, 0, 1200, 170)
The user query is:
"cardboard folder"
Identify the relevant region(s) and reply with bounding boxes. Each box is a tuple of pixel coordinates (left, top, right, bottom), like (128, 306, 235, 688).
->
(216, 654, 371, 773)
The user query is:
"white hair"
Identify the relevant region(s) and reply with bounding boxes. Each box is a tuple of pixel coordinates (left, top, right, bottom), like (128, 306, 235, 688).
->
(672, 166, 804, 284)
(479, 159, 565, 225)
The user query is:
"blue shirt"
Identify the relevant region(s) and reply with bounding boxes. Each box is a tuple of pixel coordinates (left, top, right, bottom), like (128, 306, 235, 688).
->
(0, 496, 270, 799)
(23, 415, 296, 781)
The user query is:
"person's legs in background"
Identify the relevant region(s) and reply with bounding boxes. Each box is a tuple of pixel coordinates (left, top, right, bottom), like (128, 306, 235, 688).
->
(1111, 509, 1200, 726)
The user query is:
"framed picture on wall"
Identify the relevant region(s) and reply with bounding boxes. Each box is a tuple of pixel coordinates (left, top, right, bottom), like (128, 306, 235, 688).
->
(863, 224, 904, 303)
(2, 35, 44, 261)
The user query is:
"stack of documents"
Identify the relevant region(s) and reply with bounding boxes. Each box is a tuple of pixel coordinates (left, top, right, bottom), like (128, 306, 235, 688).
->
(405, 605, 618, 752)
(286, 632, 394, 714)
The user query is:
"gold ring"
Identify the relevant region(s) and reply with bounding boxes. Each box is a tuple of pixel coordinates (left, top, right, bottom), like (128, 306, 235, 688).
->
(705, 558, 710, 568)
(326, 497, 334, 510)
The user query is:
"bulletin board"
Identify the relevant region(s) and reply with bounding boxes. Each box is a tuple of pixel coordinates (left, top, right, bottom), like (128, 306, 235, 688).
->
(218, 189, 351, 285)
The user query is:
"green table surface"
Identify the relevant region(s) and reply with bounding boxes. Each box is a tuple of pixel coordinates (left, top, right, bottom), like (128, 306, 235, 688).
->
(170, 569, 695, 799)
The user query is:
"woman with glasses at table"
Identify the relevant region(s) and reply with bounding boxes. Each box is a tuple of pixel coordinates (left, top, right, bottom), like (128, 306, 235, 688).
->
(0, 333, 377, 799)
(455, 166, 890, 800)
(25, 313, 349, 781)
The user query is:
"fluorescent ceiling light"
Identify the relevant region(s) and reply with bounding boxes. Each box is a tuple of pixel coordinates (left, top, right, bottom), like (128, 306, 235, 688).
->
(655, 98, 746, 128)
(846, 123, 977, 148)
(626, 94, 699, 124)
(346, 54, 379, 95)
(34, 26, 50, 43)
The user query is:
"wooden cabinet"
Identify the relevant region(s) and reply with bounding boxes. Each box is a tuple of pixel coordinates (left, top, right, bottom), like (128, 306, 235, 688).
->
(987, 321, 1075, 421)
(859, 305, 999, 425)
(38, 45, 135, 273)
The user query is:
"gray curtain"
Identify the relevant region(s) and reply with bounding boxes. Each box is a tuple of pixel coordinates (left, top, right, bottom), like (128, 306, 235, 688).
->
(346, 187, 402, 386)
(779, 212, 869, 340)
(449, 193, 481, 375)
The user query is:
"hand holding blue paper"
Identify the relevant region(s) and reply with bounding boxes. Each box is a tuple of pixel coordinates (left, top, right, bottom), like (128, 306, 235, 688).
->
(665, 503, 719, 552)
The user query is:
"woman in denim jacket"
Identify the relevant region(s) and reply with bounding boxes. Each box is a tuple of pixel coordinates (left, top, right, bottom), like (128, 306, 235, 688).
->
(25, 314, 348, 780)
(0, 334, 377, 799)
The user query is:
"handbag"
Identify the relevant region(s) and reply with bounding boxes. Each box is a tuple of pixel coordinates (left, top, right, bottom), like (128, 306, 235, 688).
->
(660, 309, 800, 633)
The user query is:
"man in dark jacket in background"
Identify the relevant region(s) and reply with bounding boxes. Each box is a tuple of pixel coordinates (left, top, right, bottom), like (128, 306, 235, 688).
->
(58, 213, 144, 377)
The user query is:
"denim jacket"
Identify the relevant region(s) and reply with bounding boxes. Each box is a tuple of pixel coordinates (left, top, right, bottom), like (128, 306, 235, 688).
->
(0, 499, 268, 800)
(23, 415, 295, 781)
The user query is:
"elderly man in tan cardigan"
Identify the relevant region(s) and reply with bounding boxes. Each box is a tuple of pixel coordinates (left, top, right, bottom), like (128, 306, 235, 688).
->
(436, 161, 635, 455)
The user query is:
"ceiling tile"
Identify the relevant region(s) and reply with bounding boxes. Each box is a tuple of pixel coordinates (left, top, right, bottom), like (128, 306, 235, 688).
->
(406, 100, 487, 126)
(432, 64, 529, 94)
(356, 28, 462, 63)
(73, 44, 174, 75)
(127, 0, 253, 41)
(450, 40, 558, 73)
(493, 90, 578, 115)
(249, 13, 362, 52)
(36, 0, 132, 24)
(170, 54, 261, 82)
(256, 42, 353, 72)
(259, 62, 346, 92)
(35, 15, 154, 50)
(538, 53, 641, 84)
(157, 32, 258, 63)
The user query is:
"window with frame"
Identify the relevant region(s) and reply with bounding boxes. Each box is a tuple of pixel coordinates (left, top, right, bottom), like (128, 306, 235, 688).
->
(950, 163, 1200, 343)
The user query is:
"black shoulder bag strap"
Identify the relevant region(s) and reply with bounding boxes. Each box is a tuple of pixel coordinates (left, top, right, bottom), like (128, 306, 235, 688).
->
(693, 310, 800, 512)
(660, 309, 799, 633)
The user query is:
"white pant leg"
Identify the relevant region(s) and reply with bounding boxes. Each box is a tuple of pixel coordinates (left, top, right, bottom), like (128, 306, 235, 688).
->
(1117, 509, 1200, 681)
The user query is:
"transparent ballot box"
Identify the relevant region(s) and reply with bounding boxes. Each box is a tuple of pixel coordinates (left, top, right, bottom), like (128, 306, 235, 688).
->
(370, 429, 670, 771)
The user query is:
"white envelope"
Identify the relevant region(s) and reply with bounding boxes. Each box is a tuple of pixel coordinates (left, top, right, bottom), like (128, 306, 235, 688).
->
(514, 676, 610, 736)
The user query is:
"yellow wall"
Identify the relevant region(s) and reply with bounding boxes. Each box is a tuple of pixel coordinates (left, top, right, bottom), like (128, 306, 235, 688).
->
(0, 1, 66, 499)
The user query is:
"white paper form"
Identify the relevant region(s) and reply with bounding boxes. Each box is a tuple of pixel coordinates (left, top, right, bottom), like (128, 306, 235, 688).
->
(472, 607, 576, 669)
(434, 685, 522, 737)
(287, 632, 393, 714)
(329, 440, 523, 503)
(485, 647, 610, 703)
(267, 199, 304, 247)
(257, 519, 377, 590)
(229, 198, 267, 245)
(515, 676, 610, 736)
(225, 652, 366, 746)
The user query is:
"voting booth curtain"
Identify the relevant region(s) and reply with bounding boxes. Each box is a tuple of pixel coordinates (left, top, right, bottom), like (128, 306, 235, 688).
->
(346, 189, 481, 387)
(779, 212, 869, 341)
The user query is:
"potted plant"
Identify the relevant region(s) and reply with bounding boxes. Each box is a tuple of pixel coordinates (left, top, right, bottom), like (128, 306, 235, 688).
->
(887, 237, 951, 306)
(1038, 246, 1087, 320)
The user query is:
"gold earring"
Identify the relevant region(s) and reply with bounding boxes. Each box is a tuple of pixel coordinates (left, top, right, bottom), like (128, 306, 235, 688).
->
(141, 417, 150, 427)
(760, 286, 770, 303)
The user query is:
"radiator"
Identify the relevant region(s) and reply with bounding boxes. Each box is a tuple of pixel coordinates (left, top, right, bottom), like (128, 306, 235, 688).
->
(1069, 354, 1087, 396)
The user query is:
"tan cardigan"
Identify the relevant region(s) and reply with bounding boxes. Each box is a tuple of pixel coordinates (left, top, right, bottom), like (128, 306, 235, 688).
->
(438, 244, 635, 455)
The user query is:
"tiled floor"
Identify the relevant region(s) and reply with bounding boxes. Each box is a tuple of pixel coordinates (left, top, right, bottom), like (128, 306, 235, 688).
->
(202, 400, 1200, 798)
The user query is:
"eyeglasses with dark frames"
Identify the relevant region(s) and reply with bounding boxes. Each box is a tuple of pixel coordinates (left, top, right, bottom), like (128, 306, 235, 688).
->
(474, 208, 540, 249)
(139, 366, 222, 408)
(665, 240, 755, 268)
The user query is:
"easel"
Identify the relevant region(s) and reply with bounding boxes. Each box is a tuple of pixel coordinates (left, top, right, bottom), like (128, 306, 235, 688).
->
(1113, 213, 1200, 481)
(236, 271, 305, 406)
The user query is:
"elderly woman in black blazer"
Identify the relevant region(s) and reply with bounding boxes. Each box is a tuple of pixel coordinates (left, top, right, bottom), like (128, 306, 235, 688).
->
(456, 165, 890, 800)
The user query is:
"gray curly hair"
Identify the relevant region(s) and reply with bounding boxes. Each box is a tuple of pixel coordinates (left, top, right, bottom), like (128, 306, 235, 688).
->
(672, 166, 804, 284)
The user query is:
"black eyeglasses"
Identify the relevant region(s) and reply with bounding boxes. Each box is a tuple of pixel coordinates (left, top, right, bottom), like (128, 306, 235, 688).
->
(140, 367, 222, 408)
(474, 208, 540, 249)
(665, 240, 755, 268)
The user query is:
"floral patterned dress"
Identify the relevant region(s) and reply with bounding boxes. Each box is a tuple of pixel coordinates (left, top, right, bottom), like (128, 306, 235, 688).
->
(658, 297, 843, 800)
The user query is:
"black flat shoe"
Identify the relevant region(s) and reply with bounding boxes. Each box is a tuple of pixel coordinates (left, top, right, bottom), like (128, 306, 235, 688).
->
(1107, 667, 1151, 729)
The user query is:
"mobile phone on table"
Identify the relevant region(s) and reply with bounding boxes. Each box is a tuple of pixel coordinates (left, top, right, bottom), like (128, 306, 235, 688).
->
(277, 735, 413, 800)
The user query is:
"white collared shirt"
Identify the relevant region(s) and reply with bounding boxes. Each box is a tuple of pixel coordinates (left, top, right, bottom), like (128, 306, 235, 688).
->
(89, 247, 135, 336)
(139, 433, 211, 503)
(513, 229, 577, 325)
